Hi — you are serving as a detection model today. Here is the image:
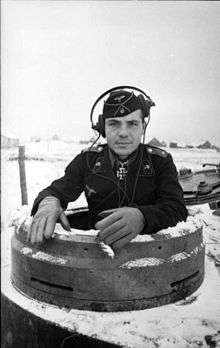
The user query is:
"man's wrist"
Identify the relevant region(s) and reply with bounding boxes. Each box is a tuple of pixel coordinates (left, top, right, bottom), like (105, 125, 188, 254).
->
(39, 196, 60, 207)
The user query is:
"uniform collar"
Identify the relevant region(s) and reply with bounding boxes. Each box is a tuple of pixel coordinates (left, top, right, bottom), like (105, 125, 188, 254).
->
(91, 143, 154, 177)
(108, 145, 140, 168)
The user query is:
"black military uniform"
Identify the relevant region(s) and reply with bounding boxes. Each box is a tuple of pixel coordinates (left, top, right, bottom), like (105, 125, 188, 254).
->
(31, 143, 188, 234)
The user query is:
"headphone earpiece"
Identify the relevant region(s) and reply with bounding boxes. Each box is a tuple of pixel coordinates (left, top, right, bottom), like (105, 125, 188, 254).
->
(92, 115, 106, 137)
(137, 94, 155, 119)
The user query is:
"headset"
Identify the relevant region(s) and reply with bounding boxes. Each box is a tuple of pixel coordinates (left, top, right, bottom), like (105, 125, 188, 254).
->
(90, 85, 155, 138)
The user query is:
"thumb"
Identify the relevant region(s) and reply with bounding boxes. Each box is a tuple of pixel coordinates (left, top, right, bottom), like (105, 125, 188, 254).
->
(60, 211, 71, 231)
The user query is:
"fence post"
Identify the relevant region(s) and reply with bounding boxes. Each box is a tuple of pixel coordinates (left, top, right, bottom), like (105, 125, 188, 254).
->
(18, 145, 28, 205)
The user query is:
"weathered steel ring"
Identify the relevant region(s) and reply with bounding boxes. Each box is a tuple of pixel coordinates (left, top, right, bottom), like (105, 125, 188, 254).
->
(11, 208, 205, 312)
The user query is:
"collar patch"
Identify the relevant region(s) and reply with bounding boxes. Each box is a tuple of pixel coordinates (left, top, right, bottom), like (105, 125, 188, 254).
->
(140, 161, 154, 176)
(93, 159, 102, 171)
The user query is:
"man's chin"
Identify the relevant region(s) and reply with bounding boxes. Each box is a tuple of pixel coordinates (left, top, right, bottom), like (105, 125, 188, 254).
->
(110, 143, 140, 158)
(113, 148, 132, 158)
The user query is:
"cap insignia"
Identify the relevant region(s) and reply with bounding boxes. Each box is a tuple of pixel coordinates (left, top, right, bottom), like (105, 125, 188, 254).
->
(114, 95, 125, 102)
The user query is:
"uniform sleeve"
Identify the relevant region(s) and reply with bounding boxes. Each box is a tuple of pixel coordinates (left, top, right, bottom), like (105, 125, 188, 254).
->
(138, 154, 188, 234)
(31, 153, 85, 216)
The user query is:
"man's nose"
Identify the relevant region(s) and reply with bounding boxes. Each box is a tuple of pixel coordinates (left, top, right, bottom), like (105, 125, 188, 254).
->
(118, 124, 128, 137)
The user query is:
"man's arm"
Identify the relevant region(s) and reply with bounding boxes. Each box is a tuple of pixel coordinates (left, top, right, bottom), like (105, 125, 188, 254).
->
(138, 153, 188, 234)
(29, 153, 85, 243)
(31, 153, 85, 216)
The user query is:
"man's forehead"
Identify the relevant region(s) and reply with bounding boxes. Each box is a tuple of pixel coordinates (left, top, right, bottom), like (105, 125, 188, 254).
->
(105, 110, 142, 122)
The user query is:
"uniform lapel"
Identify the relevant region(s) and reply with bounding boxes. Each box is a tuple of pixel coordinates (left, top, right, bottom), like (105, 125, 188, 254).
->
(91, 146, 116, 181)
(127, 144, 154, 177)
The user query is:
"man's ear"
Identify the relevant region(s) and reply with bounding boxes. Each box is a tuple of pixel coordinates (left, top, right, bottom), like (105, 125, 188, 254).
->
(142, 121, 147, 133)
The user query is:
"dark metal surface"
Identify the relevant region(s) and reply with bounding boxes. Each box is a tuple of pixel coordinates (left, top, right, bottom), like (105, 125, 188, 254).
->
(11, 209, 205, 312)
(179, 165, 220, 205)
(1, 294, 120, 348)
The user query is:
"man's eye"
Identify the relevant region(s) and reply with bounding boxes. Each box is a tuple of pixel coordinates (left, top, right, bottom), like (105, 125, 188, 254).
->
(108, 122, 118, 127)
(128, 121, 139, 126)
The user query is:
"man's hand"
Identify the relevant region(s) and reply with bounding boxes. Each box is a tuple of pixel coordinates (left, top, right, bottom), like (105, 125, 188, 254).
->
(95, 207, 145, 250)
(27, 196, 70, 244)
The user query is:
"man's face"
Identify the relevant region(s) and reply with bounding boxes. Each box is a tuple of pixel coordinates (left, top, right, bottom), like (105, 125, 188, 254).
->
(105, 109, 144, 159)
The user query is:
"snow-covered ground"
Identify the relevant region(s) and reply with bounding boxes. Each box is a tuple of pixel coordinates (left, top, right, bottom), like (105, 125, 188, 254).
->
(1, 142, 220, 347)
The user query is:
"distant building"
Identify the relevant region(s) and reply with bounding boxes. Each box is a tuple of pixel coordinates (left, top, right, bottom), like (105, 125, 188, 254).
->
(169, 141, 178, 148)
(197, 141, 213, 149)
(161, 140, 167, 147)
(197, 141, 220, 152)
(52, 134, 60, 141)
(79, 139, 91, 145)
(148, 137, 167, 147)
(30, 136, 41, 143)
(1, 135, 19, 148)
(79, 137, 96, 145)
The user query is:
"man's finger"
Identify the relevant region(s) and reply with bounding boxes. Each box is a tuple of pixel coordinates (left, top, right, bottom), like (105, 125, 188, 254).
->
(35, 216, 47, 243)
(43, 217, 53, 239)
(112, 233, 133, 250)
(98, 209, 117, 218)
(30, 219, 39, 244)
(60, 212, 71, 231)
(104, 227, 129, 245)
(27, 219, 35, 242)
(95, 211, 121, 230)
(98, 219, 126, 241)
(44, 214, 57, 239)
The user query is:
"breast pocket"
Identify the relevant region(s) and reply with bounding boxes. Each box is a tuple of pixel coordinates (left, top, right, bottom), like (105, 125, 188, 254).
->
(85, 174, 116, 201)
(132, 176, 157, 205)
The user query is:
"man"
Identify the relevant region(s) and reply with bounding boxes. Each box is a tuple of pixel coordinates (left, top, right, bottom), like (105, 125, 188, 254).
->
(29, 88, 188, 249)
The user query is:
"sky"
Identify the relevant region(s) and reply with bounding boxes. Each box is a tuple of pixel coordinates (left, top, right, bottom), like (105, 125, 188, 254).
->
(1, 1, 220, 145)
